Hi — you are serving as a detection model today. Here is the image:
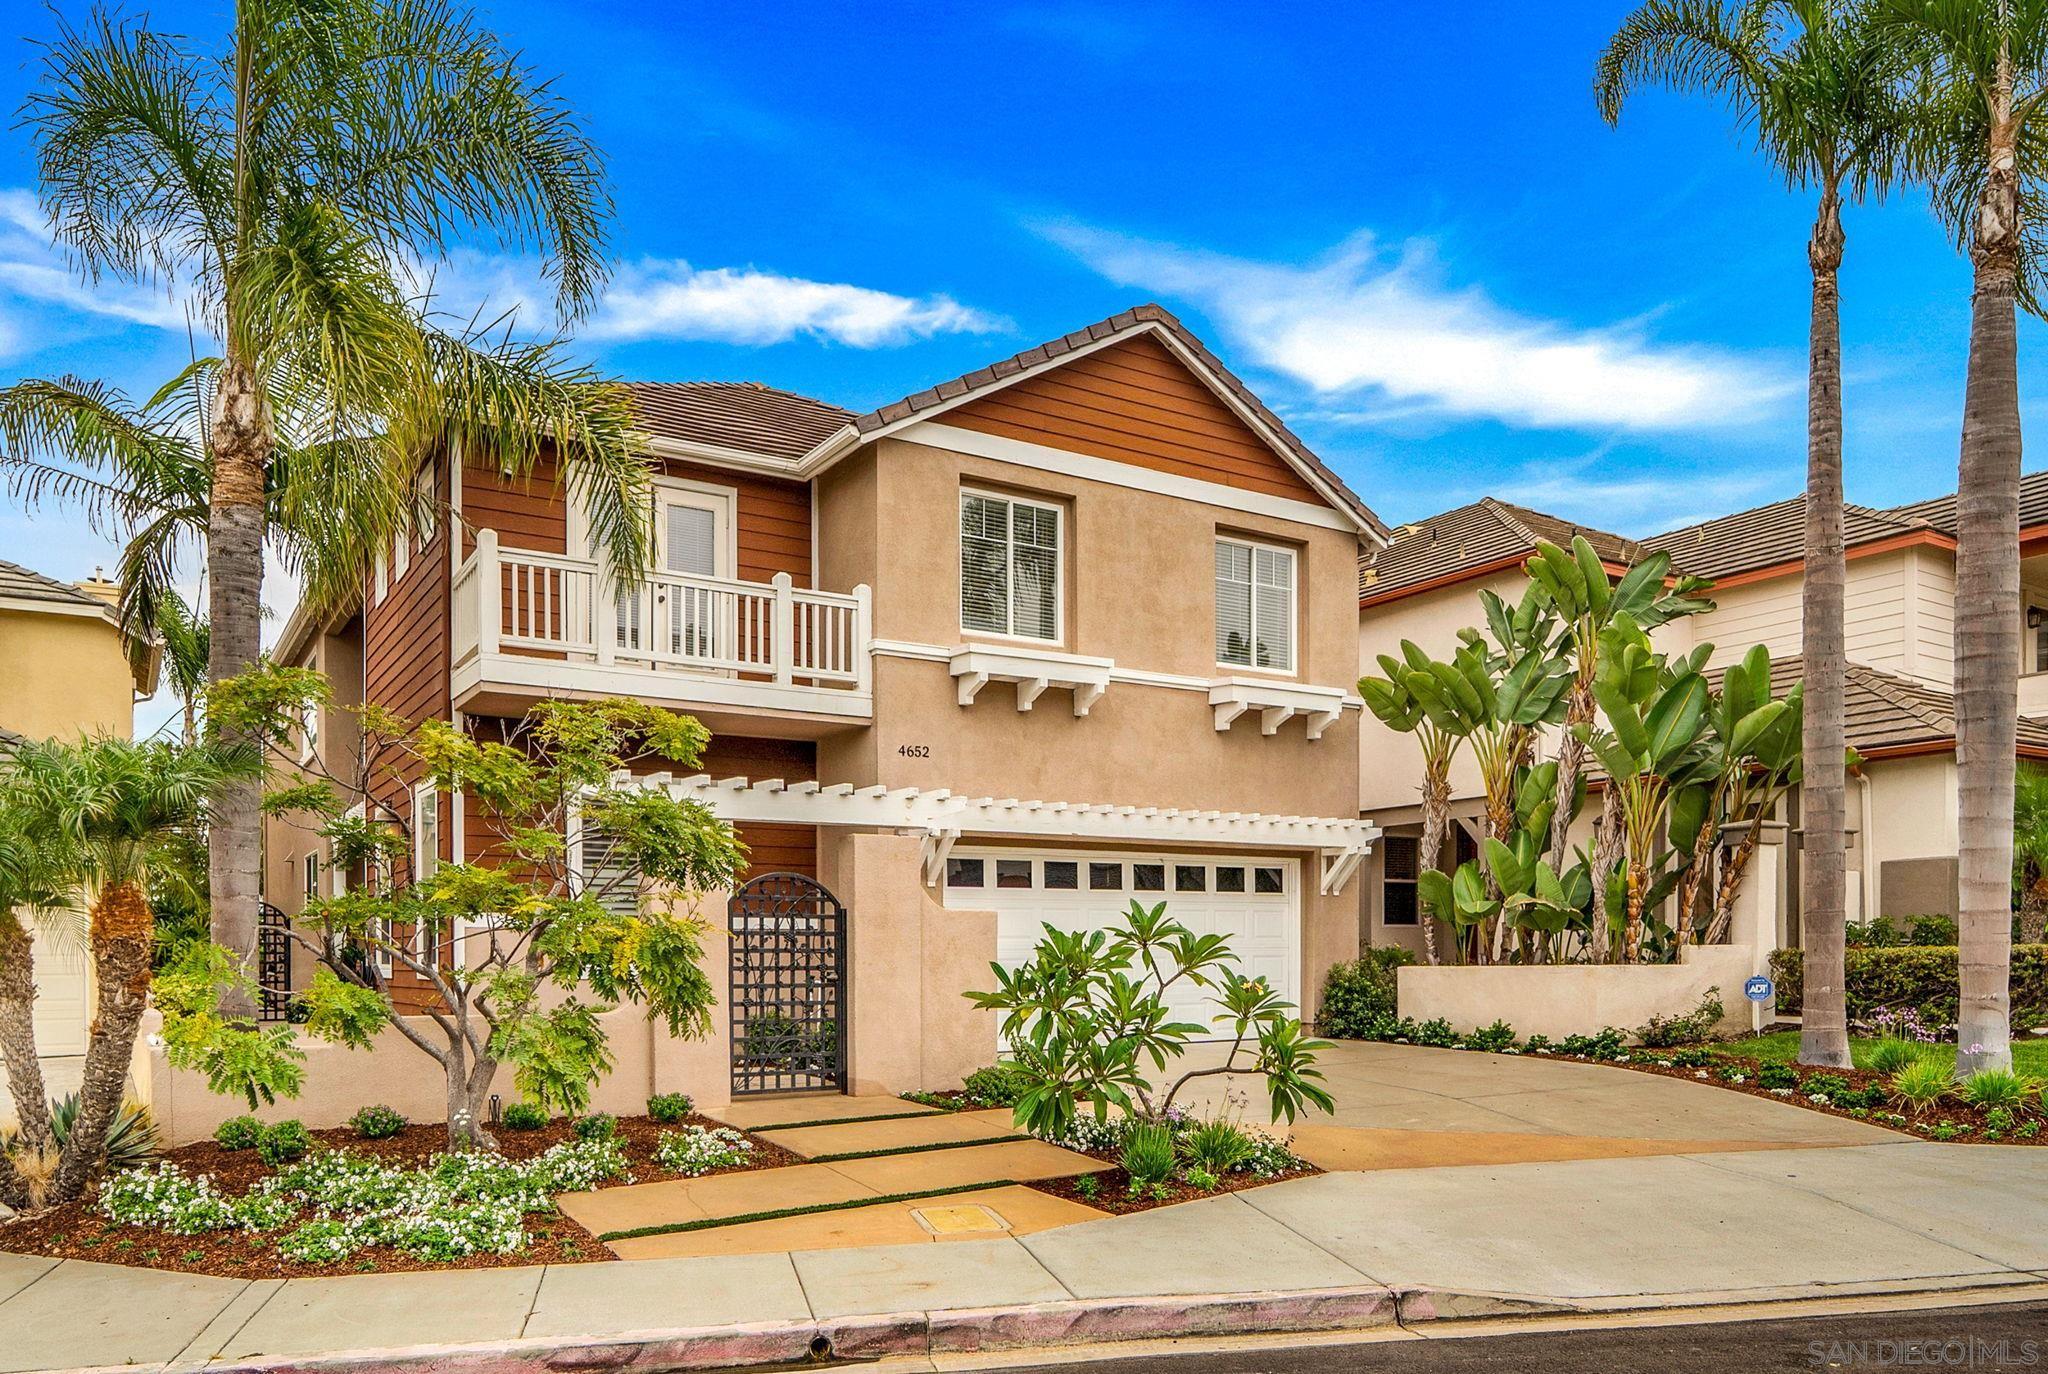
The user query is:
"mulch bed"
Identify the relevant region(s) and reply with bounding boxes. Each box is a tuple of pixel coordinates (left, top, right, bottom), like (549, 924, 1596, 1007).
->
(1026, 1162, 1318, 1215)
(0, 1111, 801, 1279)
(1537, 1048, 2047, 1145)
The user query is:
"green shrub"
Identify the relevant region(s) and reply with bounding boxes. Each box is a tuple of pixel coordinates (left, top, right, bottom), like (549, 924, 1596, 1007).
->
(47, 1095, 162, 1171)
(1185, 1166, 1221, 1192)
(1757, 1063, 1798, 1090)
(1867, 1039, 1921, 1076)
(1891, 1058, 1952, 1116)
(1770, 944, 2048, 1026)
(962, 1063, 1033, 1107)
(1560, 1028, 1627, 1061)
(1960, 1069, 2037, 1111)
(256, 1120, 312, 1167)
(1074, 1173, 1101, 1202)
(214, 1115, 263, 1151)
(1635, 988, 1726, 1048)
(1119, 1124, 1176, 1190)
(1461, 1020, 1517, 1053)
(571, 1113, 617, 1142)
(1670, 1046, 1714, 1068)
(500, 1102, 548, 1131)
(348, 1105, 406, 1140)
(1803, 1074, 1854, 1101)
(1180, 1119, 1257, 1174)
(1411, 1017, 1460, 1048)
(1523, 1034, 1555, 1054)
(654, 1125, 753, 1175)
(646, 1093, 693, 1124)
(1316, 948, 1415, 1038)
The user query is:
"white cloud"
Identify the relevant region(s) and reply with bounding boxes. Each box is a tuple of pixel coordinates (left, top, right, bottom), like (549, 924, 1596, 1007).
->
(418, 249, 1003, 349)
(0, 189, 195, 337)
(1046, 223, 1795, 433)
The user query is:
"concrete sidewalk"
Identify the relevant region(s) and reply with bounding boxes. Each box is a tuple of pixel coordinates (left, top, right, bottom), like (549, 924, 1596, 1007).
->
(5, 1140, 2044, 1373)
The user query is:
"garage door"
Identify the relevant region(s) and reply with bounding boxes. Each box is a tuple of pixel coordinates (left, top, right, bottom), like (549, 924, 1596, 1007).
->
(30, 923, 90, 1057)
(941, 850, 1299, 1034)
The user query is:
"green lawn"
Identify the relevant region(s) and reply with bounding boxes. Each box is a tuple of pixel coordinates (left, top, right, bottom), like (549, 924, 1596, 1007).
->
(1726, 1032, 2048, 1077)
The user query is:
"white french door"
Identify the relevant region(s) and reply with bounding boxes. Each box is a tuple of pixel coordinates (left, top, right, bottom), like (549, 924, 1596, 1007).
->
(618, 483, 734, 662)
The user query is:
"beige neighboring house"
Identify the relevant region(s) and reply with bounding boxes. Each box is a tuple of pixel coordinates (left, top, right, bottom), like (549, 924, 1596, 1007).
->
(222, 304, 1387, 1142)
(0, 559, 158, 1095)
(1356, 484, 2048, 960)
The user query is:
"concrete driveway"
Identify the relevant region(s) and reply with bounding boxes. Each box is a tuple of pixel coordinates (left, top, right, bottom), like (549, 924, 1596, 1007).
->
(1170, 1040, 1896, 1172)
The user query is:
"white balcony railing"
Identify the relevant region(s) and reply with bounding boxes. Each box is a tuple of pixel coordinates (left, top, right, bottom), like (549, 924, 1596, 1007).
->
(452, 528, 872, 711)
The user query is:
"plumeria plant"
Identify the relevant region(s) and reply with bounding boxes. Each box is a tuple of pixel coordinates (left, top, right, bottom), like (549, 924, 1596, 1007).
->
(966, 900, 1334, 1140)
(214, 663, 745, 1150)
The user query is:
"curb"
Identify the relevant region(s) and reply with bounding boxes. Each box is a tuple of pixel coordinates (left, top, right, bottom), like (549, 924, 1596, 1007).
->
(84, 1284, 1551, 1374)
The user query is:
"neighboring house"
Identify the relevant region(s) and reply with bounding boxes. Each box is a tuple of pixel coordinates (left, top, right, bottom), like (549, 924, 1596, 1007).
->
(1356, 482, 2045, 958)
(0, 560, 157, 1079)
(261, 304, 1386, 1118)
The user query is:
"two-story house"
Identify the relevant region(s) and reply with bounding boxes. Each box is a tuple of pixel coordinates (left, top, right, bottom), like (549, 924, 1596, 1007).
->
(262, 305, 1385, 1118)
(1356, 486, 2048, 959)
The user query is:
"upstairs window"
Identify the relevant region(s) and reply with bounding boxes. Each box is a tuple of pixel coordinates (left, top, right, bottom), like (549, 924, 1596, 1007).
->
(1215, 538, 1296, 672)
(961, 490, 1060, 642)
(413, 461, 439, 552)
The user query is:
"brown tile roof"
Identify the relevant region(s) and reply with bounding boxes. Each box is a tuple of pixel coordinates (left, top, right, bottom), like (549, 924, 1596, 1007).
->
(1731, 657, 2048, 756)
(1886, 467, 2048, 535)
(1358, 499, 1640, 602)
(0, 558, 107, 610)
(848, 303, 1388, 539)
(628, 381, 852, 461)
(1638, 496, 1934, 582)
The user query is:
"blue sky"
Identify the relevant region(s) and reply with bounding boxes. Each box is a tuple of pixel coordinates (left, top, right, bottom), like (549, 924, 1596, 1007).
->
(1, 0, 2035, 612)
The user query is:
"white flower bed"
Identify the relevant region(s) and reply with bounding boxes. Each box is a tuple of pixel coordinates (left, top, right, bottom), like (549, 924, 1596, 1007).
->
(96, 1138, 635, 1264)
(654, 1125, 753, 1175)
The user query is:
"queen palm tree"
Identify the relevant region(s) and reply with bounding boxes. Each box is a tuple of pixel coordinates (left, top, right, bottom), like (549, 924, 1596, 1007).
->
(2, 735, 260, 1205)
(1878, 0, 2048, 1075)
(11, 1, 650, 998)
(1598, 0, 1905, 1066)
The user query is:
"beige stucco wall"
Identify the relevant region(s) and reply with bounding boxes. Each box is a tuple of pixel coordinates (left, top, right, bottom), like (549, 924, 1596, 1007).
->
(0, 605, 133, 741)
(1395, 944, 1758, 1041)
(1861, 752, 1960, 918)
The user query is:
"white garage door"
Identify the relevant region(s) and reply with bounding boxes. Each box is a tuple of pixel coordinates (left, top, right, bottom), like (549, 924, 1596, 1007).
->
(30, 923, 91, 1057)
(942, 850, 1300, 1035)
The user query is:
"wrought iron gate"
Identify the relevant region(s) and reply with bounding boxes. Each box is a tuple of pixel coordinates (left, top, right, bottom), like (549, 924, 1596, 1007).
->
(728, 873, 847, 1095)
(257, 902, 293, 1021)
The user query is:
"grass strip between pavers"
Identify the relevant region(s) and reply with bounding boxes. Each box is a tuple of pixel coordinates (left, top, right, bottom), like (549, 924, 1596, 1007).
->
(597, 1180, 1015, 1242)
(746, 1103, 945, 1132)
(803, 1134, 1028, 1164)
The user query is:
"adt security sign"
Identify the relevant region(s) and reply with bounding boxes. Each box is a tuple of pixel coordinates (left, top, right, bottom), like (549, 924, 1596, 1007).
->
(1744, 975, 1774, 1003)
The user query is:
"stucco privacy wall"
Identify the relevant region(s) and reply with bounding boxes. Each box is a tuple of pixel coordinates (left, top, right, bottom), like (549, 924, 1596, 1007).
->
(1396, 944, 1758, 1041)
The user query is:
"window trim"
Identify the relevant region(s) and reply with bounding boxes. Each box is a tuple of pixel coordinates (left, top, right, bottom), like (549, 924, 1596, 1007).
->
(1380, 834, 1421, 927)
(959, 487, 1065, 647)
(1214, 535, 1299, 676)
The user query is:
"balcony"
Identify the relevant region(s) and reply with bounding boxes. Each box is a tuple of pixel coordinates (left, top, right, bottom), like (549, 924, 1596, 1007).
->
(451, 530, 872, 730)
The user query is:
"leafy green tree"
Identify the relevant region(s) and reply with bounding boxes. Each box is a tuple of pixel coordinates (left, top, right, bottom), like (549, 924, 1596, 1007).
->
(1877, 0, 2048, 1075)
(9, 0, 648, 997)
(966, 901, 1333, 1140)
(219, 667, 745, 1150)
(2013, 763, 2048, 943)
(0, 735, 263, 1205)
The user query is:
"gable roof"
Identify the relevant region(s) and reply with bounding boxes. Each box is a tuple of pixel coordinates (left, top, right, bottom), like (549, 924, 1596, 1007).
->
(1638, 496, 1940, 582)
(1743, 656, 2048, 759)
(1358, 499, 1639, 603)
(1887, 467, 2048, 536)
(627, 304, 1386, 540)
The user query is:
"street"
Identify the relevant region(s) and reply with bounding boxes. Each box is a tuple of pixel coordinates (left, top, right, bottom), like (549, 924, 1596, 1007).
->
(912, 1300, 2048, 1374)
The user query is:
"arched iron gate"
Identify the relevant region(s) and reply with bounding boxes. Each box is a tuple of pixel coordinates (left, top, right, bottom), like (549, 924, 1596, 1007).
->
(256, 902, 293, 1021)
(727, 873, 848, 1095)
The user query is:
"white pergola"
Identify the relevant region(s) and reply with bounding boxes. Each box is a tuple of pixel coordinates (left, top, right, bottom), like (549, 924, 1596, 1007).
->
(621, 771, 1380, 897)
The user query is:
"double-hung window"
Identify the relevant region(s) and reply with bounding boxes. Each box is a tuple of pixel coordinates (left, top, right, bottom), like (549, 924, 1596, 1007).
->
(1215, 538, 1296, 672)
(960, 490, 1061, 642)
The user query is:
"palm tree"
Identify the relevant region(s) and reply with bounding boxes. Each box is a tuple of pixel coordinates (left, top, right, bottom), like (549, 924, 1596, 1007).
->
(2012, 762, 2048, 942)
(1598, 0, 1904, 1066)
(150, 590, 210, 746)
(1879, 0, 2047, 1075)
(3, 735, 259, 1204)
(0, 801, 78, 1183)
(11, 1, 650, 996)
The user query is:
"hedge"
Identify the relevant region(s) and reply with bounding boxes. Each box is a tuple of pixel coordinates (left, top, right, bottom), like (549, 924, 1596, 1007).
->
(1770, 945, 2048, 1028)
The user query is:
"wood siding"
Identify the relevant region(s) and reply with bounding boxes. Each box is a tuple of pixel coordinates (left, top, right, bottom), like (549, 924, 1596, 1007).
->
(945, 334, 1327, 506)
(458, 453, 811, 584)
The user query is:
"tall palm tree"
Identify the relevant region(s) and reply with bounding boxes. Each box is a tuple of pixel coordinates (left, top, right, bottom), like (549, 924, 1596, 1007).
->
(1880, 0, 2047, 1075)
(1598, 0, 1904, 1066)
(0, 800, 78, 1184)
(12, 1, 650, 997)
(3, 736, 259, 1204)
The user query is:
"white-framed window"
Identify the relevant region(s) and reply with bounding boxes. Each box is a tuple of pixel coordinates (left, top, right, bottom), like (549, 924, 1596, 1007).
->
(1215, 537, 1296, 672)
(373, 546, 387, 604)
(300, 701, 319, 762)
(391, 525, 410, 584)
(412, 782, 440, 886)
(1381, 835, 1419, 926)
(960, 489, 1061, 643)
(303, 852, 321, 902)
(413, 460, 438, 552)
